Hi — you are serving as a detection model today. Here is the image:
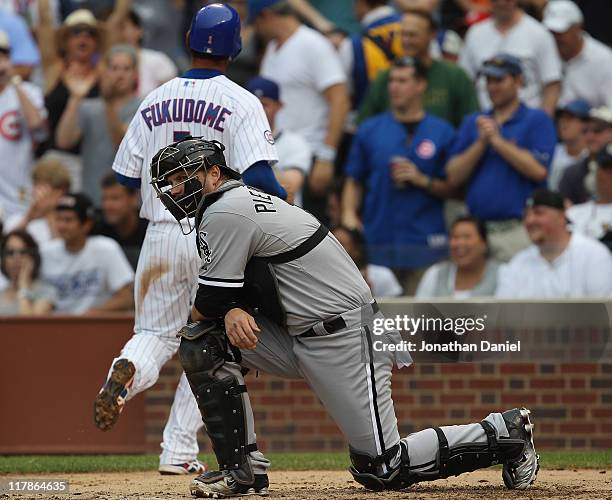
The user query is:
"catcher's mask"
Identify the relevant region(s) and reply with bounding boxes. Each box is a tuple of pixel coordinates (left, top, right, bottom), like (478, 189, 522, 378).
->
(150, 136, 238, 234)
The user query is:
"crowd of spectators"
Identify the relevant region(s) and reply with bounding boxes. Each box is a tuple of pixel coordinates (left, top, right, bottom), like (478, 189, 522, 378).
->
(1, 0, 612, 317)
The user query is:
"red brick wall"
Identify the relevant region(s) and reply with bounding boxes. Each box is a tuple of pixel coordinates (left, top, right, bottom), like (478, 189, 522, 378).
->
(145, 357, 612, 453)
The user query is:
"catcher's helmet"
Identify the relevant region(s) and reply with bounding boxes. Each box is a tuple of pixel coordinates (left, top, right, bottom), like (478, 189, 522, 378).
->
(187, 3, 242, 59)
(150, 137, 239, 233)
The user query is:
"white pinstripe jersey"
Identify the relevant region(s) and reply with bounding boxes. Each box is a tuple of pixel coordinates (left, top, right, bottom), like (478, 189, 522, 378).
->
(112, 71, 278, 223)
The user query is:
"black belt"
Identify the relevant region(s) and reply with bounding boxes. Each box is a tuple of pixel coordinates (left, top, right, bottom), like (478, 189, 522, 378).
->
(300, 301, 380, 338)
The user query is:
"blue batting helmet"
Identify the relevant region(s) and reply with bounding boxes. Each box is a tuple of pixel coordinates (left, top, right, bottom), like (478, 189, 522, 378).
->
(187, 3, 242, 59)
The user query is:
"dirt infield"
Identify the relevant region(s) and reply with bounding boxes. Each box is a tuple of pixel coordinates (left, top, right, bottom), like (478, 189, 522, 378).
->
(2, 469, 611, 500)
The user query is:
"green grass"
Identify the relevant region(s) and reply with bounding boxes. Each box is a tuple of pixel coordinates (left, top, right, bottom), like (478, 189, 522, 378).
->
(0, 451, 609, 474)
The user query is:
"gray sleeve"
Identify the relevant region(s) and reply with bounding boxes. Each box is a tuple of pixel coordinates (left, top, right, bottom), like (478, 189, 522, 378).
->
(197, 211, 263, 288)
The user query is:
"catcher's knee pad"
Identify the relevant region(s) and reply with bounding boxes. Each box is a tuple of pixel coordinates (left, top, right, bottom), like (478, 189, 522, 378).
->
(178, 321, 255, 485)
(350, 421, 526, 491)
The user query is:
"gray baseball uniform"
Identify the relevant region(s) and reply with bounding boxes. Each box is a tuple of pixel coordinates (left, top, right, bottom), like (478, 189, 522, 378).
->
(195, 180, 515, 477)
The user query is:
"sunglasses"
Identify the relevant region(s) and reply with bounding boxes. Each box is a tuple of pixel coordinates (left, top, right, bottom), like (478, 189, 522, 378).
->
(585, 124, 609, 134)
(3, 249, 34, 257)
(69, 27, 96, 37)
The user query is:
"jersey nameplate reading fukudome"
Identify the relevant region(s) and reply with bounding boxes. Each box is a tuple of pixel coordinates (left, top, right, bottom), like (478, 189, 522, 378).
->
(249, 190, 276, 213)
(140, 98, 232, 132)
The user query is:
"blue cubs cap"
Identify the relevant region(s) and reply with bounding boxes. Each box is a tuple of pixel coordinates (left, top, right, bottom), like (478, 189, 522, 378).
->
(188, 3, 242, 59)
(246, 77, 280, 102)
(480, 53, 523, 79)
(248, 0, 284, 22)
(557, 99, 591, 119)
(596, 142, 612, 167)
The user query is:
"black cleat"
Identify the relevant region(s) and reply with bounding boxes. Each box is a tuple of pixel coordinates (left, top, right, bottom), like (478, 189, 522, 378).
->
(190, 470, 269, 498)
(501, 407, 540, 489)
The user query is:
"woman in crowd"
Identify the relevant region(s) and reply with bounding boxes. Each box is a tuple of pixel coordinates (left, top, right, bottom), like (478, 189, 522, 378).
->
(37, 0, 126, 156)
(416, 215, 499, 298)
(0, 229, 57, 315)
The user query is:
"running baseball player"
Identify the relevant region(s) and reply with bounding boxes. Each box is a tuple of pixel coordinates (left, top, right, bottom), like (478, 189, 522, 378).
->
(93, 4, 285, 475)
(150, 137, 539, 497)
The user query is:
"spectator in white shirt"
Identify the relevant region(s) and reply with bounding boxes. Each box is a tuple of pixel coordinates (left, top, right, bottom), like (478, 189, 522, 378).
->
(542, 0, 612, 109)
(459, 0, 562, 116)
(496, 189, 612, 298)
(548, 99, 590, 190)
(245, 76, 311, 206)
(417, 215, 500, 298)
(567, 143, 612, 247)
(331, 225, 403, 298)
(120, 8, 178, 98)
(40, 193, 134, 314)
(249, 0, 350, 198)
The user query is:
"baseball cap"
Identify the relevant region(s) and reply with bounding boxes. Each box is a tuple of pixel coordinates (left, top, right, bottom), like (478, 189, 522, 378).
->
(248, 0, 285, 22)
(525, 189, 565, 211)
(246, 76, 280, 101)
(557, 99, 591, 119)
(438, 30, 463, 57)
(0, 30, 10, 53)
(589, 106, 612, 126)
(543, 0, 583, 33)
(479, 54, 523, 79)
(596, 142, 612, 167)
(56, 193, 95, 222)
(63, 9, 98, 28)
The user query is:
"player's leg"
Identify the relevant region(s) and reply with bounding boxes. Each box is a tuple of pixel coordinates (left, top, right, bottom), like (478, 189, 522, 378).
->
(159, 372, 206, 474)
(182, 315, 301, 497)
(157, 222, 208, 474)
(94, 333, 177, 431)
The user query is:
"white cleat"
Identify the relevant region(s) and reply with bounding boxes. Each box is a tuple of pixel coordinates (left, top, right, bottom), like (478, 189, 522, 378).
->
(159, 459, 208, 475)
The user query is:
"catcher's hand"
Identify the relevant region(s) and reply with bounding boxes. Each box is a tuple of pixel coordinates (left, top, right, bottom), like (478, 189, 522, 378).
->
(225, 308, 260, 350)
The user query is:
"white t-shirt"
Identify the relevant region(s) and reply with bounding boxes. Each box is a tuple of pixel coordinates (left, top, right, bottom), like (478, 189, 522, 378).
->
(548, 143, 588, 191)
(138, 48, 178, 98)
(459, 14, 561, 110)
(495, 232, 612, 298)
(113, 73, 278, 223)
(4, 215, 55, 247)
(260, 25, 347, 150)
(558, 34, 612, 109)
(40, 236, 134, 314)
(274, 129, 312, 207)
(367, 264, 403, 298)
(0, 82, 47, 219)
(567, 200, 612, 240)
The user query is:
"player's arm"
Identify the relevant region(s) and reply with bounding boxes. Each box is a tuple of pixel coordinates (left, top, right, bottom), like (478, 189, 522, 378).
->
(242, 161, 287, 199)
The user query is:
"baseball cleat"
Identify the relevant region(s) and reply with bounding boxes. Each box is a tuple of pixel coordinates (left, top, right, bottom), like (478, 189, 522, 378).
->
(190, 470, 269, 498)
(501, 407, 540, 489)
(93, 359, 135, 431)
(159, 459, 208, 475)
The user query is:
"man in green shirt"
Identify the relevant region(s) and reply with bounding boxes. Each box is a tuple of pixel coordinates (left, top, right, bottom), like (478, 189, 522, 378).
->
(358, 9, 479, 128)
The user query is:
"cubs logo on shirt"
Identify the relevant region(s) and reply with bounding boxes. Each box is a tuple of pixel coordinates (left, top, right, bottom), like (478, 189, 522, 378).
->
(416, 139, 436, 160)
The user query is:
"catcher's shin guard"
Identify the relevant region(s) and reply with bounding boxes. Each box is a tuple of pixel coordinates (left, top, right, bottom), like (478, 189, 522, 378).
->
(178, 321, 255, 485)
(350, 420, 526, 491)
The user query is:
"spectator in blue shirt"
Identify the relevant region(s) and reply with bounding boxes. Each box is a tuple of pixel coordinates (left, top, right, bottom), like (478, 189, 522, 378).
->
(342, 57, 456, 294)
(447, 53, 557, 262)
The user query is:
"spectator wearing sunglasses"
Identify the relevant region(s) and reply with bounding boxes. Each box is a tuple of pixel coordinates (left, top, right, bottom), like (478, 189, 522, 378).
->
(0, 229, 58, 315)
(36, 1, 126, 185)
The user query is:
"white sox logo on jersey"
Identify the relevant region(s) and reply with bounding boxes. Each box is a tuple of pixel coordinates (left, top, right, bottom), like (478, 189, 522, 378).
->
(198, 229, 212, 269)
